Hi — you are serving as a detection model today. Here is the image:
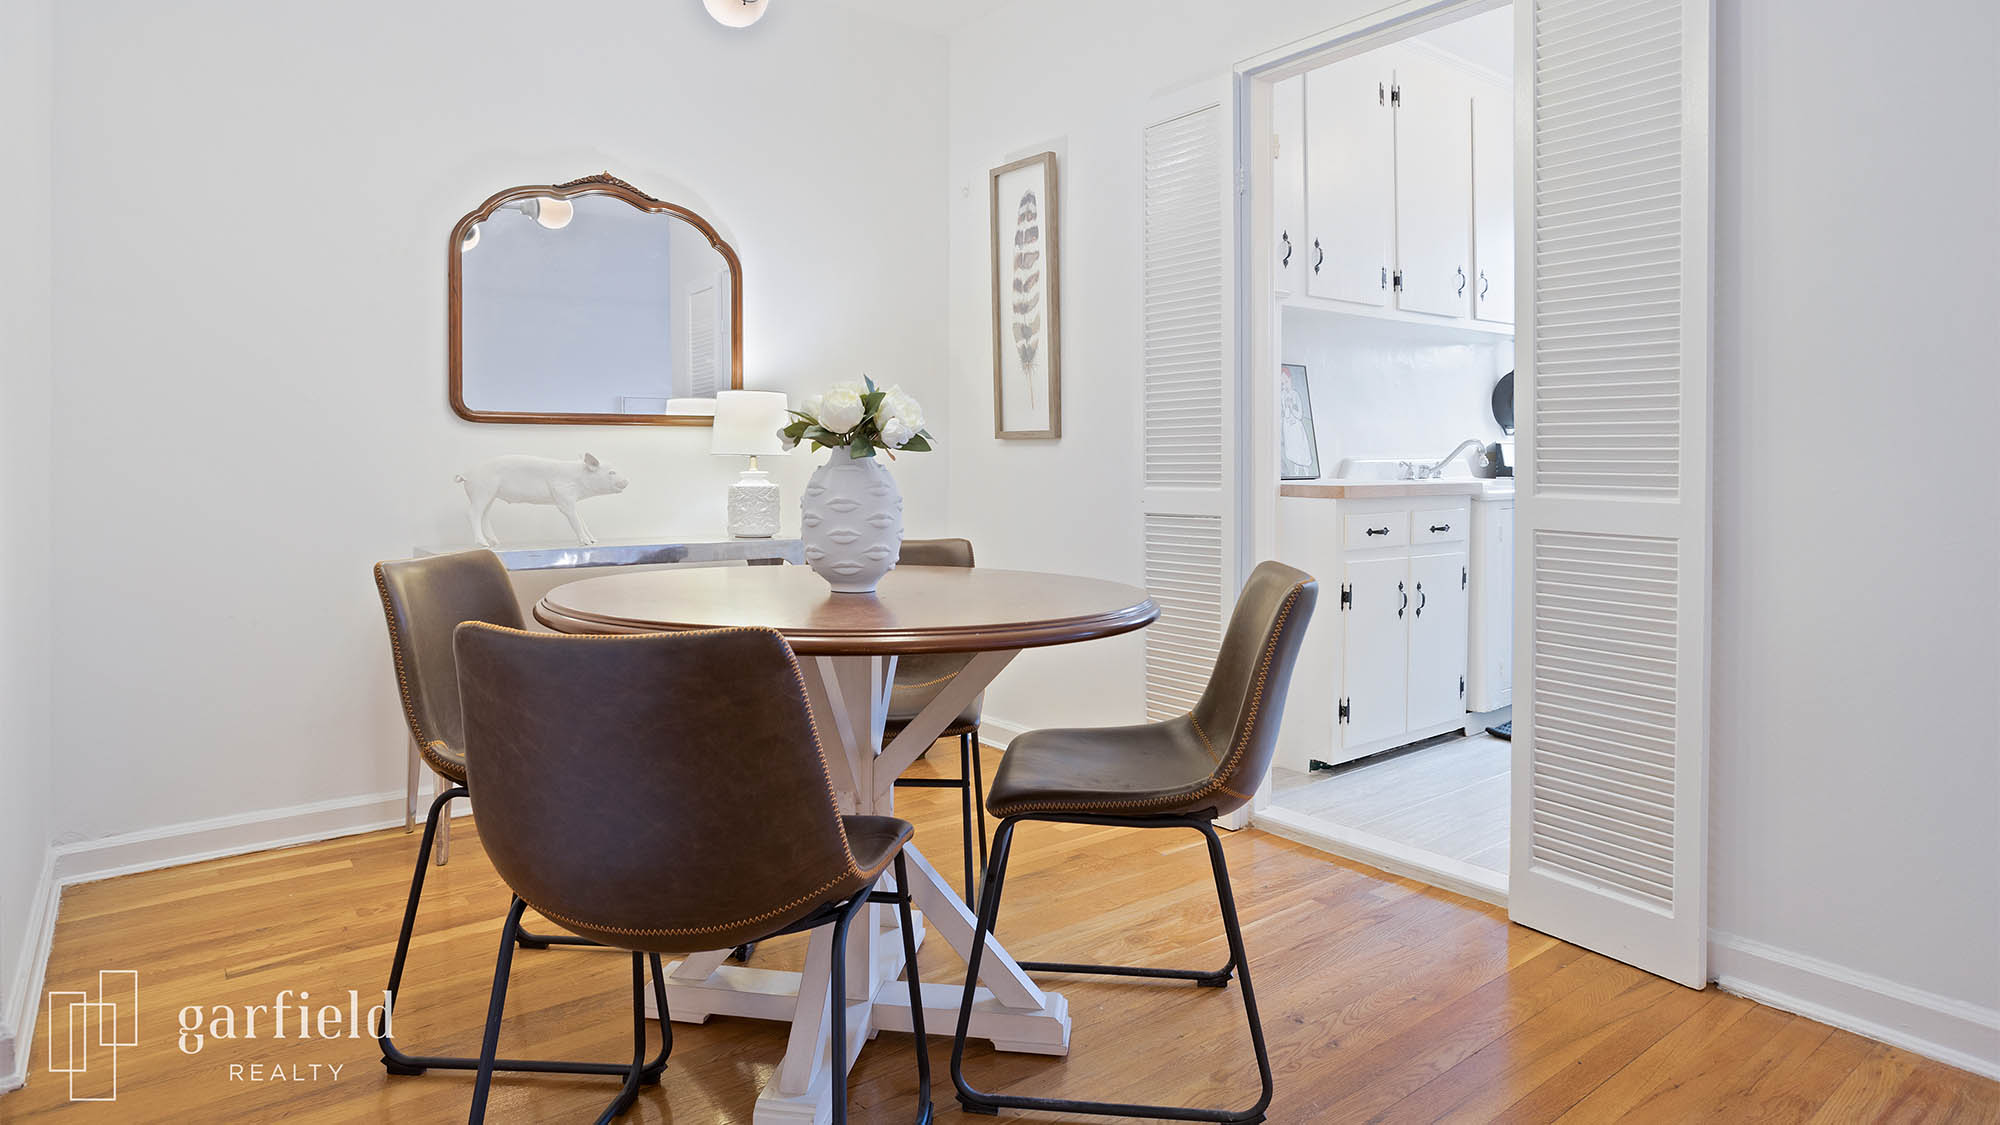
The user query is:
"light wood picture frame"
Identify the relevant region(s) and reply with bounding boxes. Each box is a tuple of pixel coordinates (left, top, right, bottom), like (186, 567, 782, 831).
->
(990, 152, 1061, 439)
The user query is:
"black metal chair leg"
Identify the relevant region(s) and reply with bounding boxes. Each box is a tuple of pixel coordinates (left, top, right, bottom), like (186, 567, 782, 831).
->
(951, 815, 1272, 1123)
(893, 854, 935, 1124)
(959, 736, 978, 907)
(381, 786, 655, 1082)
(516, 925, 598, 950)
(381, 785, 463, 1076)
(590, 954, 650, 1125)
(828, 886, 873, 1125)
(468, 897, 528, 1123)
(950, 820, 1018, 1117)
(646, 953, 672, 1085)
(967, 732, 989, 875)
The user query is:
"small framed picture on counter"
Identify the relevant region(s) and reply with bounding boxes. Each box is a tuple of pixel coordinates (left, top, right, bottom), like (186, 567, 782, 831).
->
(1279, 363, 1319, 480)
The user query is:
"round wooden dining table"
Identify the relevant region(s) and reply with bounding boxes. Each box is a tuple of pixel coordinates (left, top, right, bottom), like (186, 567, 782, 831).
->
(535, 564, 1158, 1125)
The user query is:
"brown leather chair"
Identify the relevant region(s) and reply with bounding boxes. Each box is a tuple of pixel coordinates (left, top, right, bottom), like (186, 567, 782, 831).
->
(886, 538, 989, 905)
(372, 550, 608, 1084)
(453, 622, 933, 1125)
(950, 561, 1317, 1124)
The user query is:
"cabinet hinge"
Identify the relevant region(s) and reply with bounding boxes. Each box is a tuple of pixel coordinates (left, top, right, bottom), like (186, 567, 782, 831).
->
(1338, 699, 1351, 723)
(1392, 270, 1404, 291)
(1340, 583, 1352, 609)
(1380, 266, 1389, 290)
(1390, 83, 1402, 108)
(1378, 82, 1386, 106)
(1462, 566, 1468, 590)
(1460, 676, 1466, 697)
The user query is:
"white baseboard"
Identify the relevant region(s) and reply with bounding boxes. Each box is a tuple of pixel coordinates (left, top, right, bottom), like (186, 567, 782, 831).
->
(976, 715, 1026, 750)
(1, 846, 58, 1094)
(1710, 931, 2000, 1081)
(0, 783, 470, 1096)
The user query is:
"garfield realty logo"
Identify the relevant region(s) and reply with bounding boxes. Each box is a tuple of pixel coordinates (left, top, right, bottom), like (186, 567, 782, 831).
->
(46, 969, 138, 1102)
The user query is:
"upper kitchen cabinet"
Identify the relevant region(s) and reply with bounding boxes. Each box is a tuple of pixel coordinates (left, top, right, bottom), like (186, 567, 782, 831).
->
(1273, 75, 1307, 298)
(1286, 42, 1513, 333)
(1391, 49, 1475, 319)
(1472, 85, 1515, 325)
(1304, 52, 1394, 308)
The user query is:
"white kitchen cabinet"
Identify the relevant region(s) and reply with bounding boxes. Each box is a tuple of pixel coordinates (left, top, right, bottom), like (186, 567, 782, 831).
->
(1391, 49, 1474, 319)
(1274, 493, 1472, 772)
(1406, 549, 1470, 731)
(1273, 74, 1307, 297)
(1467, 497, 1513, 711)
(1342, 555, 1412, 747)
(1471, 85, 1515, 325)
(1304, 51, 1393, 307)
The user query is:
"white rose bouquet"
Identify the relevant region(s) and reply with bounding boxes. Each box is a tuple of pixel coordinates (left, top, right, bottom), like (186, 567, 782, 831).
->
(780, 376, 935, 459)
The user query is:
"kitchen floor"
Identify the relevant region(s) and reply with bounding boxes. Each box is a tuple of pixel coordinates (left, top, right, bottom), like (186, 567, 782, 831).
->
(1269, 731, 1510, 876)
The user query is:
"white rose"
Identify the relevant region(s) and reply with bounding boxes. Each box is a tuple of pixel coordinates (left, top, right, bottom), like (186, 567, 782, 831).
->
(797, 393, 822, 421)
(776, 427, 798, 451)
(881, 416, 916, 449)
(817, 385, 865, 433)
(880, 385, 925, 431)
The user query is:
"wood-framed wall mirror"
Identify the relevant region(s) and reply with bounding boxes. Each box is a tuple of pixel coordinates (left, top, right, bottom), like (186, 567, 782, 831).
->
(448, 173, 743, 426)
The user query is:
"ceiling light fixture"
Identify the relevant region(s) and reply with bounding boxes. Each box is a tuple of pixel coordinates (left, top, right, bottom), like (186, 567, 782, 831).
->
(703, 0, 769, 29)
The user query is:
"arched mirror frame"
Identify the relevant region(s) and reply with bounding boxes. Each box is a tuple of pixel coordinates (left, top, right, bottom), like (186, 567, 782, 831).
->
(447, 172, 744, 426)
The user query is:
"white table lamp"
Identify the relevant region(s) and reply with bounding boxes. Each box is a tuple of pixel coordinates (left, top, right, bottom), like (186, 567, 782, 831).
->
(711, 390, 790, 538)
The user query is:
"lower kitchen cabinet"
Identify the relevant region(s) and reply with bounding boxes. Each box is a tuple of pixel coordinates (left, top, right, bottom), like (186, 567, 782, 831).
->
(1276, 493, 1472, 772)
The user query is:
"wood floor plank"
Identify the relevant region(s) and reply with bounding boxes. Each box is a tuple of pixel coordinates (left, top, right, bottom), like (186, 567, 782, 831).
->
(1, 744, 1993, 1123)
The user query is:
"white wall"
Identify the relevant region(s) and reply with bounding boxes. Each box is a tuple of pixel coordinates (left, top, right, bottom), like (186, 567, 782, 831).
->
(0, 0, 56, 1080)
(945, 0, 1999, 1072)
(45, 0, 951, 847)
(1705, 0, 1999, 1044)
(1280, 307, 1511, 478)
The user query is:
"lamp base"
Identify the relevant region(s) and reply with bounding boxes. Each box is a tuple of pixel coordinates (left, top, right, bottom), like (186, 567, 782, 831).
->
(727, 469, 781, 538)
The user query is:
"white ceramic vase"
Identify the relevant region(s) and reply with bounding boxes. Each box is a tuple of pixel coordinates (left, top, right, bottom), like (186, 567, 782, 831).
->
(800, 451, 903, 593)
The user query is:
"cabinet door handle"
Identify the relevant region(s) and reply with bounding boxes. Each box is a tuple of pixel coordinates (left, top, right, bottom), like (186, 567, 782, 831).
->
(1398, 581, 1407, 618)
(1479, 270, 1489, 300)
(1456, 267, 1467, 296)
(1366, 526, 1390, 536)
(1280, 231, 1292, 267)
(1429, 523, 1451, 533)
(1313, 239, 1324, 274)
(1415, 582, 1427, 617)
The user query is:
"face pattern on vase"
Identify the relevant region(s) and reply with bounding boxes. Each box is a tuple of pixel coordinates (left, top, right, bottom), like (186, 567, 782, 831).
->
(800, 456, 904, 593)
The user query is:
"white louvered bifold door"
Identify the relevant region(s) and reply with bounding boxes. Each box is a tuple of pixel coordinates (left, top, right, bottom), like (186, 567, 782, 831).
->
(1141, 79, 1242, 764)
(1508, 0, 1714, 988)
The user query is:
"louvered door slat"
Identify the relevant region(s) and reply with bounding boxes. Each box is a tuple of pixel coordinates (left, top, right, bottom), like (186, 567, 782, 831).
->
(1141, 86, 1237, 731)
(1510, 0, 1712, 988)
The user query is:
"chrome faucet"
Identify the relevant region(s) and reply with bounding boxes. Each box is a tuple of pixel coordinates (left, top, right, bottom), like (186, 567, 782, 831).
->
(1418, 439, 1488, 479)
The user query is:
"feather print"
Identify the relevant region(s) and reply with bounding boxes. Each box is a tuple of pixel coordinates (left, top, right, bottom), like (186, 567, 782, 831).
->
(1010, 189, 1043, 408)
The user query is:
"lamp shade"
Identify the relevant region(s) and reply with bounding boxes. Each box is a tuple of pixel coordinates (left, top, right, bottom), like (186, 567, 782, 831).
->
(710, 390, 789, 456)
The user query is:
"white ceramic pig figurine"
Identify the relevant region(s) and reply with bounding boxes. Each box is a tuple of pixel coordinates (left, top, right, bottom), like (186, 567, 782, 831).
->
(456, 453, 629, 547)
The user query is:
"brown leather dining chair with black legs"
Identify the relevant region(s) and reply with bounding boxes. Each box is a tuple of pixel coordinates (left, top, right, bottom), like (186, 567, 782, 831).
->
(453, 622, 934, 1125)
(950, 561, 1317, 1124)
(886, 537, 990, 906)
(372, 550, 625, 1086)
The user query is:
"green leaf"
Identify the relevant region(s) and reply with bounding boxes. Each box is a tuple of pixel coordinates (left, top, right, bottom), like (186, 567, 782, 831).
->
(850, 436, 877, 459)
(782, 420, 810, 439)
(861, 391, 885, 416)
(863, 374, 878, 394)
(899, 433, 932, 452)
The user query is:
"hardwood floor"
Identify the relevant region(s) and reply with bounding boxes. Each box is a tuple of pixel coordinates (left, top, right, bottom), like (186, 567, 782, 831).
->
(1271, 733, 1513, 875)
(3, 744, 1994, 1123)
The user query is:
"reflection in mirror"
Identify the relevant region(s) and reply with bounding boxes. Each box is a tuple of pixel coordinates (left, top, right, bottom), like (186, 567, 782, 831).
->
(449, 176, 741, 425)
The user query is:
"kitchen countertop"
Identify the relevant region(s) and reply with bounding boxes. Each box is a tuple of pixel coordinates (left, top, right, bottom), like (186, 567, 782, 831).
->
(1280, 479, 1516, 500)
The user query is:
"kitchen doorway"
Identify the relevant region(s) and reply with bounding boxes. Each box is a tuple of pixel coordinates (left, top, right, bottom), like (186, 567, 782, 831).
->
(1237, 0, 1519, 904)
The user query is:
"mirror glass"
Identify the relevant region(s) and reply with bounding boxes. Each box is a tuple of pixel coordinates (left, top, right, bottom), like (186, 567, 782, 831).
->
(451, 180, 740, 424)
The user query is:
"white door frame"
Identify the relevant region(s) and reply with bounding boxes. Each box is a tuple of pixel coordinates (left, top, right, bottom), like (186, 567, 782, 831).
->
(1228, 0, 1513, 850)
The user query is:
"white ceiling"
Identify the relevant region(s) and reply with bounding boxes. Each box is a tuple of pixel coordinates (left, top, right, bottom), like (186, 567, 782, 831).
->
(825, 0, 1011, 35)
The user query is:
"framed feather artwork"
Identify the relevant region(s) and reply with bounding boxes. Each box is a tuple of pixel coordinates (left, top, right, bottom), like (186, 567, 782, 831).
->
(990, 151, 1061, 439)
